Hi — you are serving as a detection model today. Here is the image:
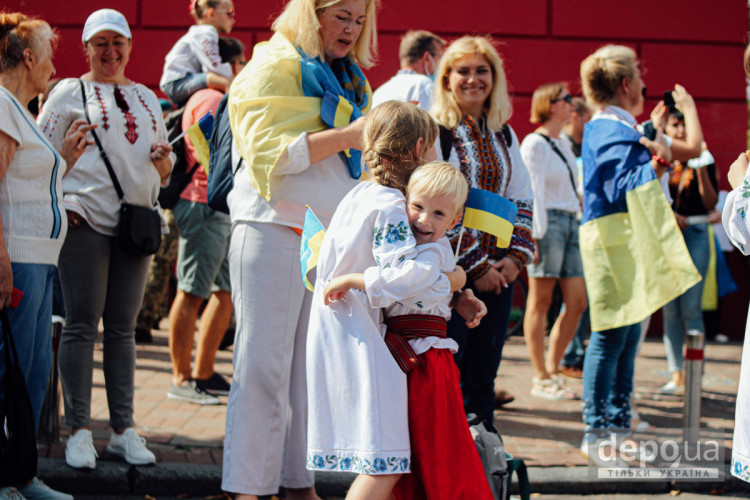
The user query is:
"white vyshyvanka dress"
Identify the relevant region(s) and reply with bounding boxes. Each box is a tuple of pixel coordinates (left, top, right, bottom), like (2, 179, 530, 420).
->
(724, 170, 750, 482)
(306, 181, 450, 475)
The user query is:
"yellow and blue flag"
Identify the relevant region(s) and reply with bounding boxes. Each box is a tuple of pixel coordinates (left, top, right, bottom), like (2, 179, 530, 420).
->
(300, 206, 326, 291)
(580, 118, 700, 332)
(186, 112, 214, 172)
(462, 188, 518, 248)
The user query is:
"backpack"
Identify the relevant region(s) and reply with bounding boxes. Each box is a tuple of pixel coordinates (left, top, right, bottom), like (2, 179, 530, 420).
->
(467, 414, 530, 500)
(206, 93, 243, 214)
(158, 107, 201, 210)
(439, 123, 513, 161)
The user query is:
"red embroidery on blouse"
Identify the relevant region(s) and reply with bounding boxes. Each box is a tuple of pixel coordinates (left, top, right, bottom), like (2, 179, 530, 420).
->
(114, 85, 138, 145)
(135, 89, 157, 133)
(94, 85, 109, 131)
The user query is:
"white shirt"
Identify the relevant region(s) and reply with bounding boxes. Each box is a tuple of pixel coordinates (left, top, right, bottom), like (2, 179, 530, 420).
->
(38, 79, 172, 236)
(520, 133, 580, 238)
(160, 25, 233, 90)
(0, 87, 67, 265)
(371, 70, 434, 112)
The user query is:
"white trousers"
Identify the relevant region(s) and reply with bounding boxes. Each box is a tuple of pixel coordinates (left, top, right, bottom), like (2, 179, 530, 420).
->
(222, 222, 314, 495)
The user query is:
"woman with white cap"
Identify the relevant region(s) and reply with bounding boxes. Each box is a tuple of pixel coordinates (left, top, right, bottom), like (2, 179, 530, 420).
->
(37, 8, 173, 470)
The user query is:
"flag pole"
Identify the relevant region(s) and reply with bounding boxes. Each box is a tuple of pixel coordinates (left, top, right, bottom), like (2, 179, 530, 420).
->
(454, 226, 464, 264)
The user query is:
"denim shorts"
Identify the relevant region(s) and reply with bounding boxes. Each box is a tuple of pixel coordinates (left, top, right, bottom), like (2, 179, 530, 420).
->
(174, 199, 231, 299)
(527, 209, 583, 279)
(162, 73, 208, 109)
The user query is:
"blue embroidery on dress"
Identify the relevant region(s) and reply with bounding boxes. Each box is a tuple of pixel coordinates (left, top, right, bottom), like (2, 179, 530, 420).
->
(307, 453, 409, 474)
(373, 221, 410, 247)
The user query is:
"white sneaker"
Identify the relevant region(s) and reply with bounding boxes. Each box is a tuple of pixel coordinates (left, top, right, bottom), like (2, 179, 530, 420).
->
(17, 477, 73, 500)
(65, 428, 97, 469)
(107, 428, 156, 465)
(659, 380, 684, 395)
(0, 487, 25, 500)
(580, 437, 628, 469)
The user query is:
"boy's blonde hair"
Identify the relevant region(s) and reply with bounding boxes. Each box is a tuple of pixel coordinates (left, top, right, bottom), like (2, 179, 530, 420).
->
(407, 161, 468, 218)
(364, 101, 438, 194)
(530, 82, 567, 124)
(580, 44, 638, 107)
(272, 0, 379, 68)
(431, 36, 511, 132)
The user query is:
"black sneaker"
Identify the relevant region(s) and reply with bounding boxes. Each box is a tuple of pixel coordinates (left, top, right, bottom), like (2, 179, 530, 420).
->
(194, 372, 231, 396)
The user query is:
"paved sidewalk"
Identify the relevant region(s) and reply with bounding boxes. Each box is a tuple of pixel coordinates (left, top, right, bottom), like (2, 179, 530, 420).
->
(37, 322, 742, 496)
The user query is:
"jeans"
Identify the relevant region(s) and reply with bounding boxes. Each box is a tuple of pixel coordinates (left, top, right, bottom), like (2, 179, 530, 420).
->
(563, 305, 590, 367)
(448, 285, 514, 423)
(662, 223, 710, 373)
(162, 73, 209, 108)
(582, 322, 641, 436)
(0, 263, 56, 433)
(58, 223, 151, 429)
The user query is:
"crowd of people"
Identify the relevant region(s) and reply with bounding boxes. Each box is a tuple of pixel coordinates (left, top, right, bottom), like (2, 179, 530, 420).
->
(0, 1, 747, 499)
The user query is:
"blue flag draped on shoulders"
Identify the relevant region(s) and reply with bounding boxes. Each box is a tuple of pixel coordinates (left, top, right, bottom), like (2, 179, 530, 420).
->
(579, 118, 700, 332)
(298, 48, 371, 180)
(462, 188, 518, 248)
(300, 206, 326, 292)
(227, 33, 372, 201)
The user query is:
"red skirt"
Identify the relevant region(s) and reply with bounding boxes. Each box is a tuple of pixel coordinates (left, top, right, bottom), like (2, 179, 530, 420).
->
(393, 348, 494, 500)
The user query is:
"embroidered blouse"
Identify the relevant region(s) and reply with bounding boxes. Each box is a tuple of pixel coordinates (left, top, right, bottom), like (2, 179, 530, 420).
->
(38, 78, 172, 236)
(439, 115, 535, 281)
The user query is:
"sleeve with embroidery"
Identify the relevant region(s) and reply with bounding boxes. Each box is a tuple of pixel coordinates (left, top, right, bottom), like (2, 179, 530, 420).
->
(190, 28, 233, 79)
(722, 167, 750, 256)
(520, 134, 549, 239)
(364, 242, 450, 310)
(502, 126, 535, 269)
(37, 78, 79, 150)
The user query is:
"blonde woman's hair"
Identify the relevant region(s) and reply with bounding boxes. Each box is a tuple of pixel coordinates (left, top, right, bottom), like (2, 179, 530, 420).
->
(530, 82, 567, 124)
(580, 44, 638, 107)
(0, 12, 56, 73)
(191, 0, 224, 21)
(272, 0, 379, 68)
(363, 101, 438, 193)
(431, 36, 511, 132)
(407, 161, 468, 217)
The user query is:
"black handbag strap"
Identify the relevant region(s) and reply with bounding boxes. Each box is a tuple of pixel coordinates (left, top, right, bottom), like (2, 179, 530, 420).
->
(535, 132, 582, 210)
(79, 79, 125, 202)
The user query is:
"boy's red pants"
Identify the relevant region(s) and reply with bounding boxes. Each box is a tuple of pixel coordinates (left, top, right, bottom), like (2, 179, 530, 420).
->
(392, 348, 494, 500)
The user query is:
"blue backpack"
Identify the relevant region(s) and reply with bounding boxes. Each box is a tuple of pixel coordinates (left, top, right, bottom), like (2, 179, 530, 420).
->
(207, 93, 243, 214)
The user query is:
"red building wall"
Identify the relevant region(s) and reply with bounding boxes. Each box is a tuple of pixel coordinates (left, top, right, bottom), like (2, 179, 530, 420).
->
(7, 0, 750, 336)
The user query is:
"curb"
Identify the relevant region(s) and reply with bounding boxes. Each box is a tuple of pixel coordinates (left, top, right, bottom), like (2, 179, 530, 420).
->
(39, 458, 746, 497)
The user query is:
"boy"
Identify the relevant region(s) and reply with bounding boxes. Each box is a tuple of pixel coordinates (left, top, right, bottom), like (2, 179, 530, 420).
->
(324, 161, 493, 499)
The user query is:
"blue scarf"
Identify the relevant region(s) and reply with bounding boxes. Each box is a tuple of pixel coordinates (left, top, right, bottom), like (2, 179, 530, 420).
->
(297, 49, 371, 179)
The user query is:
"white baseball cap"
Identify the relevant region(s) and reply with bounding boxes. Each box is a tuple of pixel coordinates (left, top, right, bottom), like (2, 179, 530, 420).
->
(81, 9, 131, 43)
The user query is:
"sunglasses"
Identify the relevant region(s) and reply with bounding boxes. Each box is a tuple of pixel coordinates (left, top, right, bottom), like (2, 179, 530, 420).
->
(552, 93, 573, 104)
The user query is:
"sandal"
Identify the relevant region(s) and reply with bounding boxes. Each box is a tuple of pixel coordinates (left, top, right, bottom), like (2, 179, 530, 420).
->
(531, 377, 577, 401)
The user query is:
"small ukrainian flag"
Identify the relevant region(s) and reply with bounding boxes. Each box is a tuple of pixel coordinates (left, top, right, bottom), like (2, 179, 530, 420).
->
(186, 112, 214, 171)
(462, 188, 518, 248)
(300, 206, 326, 291)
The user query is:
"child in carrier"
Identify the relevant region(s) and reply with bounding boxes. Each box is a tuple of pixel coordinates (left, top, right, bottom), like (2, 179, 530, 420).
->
(306, 100, 489, 500)
(323, 161, 494, 500)
(160, 0, 236, 108)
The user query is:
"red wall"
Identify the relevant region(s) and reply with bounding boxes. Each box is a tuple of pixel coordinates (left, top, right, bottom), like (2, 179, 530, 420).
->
(7, 0, 750, 335)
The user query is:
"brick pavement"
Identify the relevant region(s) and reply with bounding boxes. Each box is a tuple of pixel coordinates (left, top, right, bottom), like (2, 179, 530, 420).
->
(39, 322, 741, 471)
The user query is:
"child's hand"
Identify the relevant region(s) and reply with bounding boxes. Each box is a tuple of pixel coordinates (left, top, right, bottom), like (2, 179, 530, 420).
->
(323, 276, 352, 305)
(445, 265, 466, 292)
(452, 289, 487, 328)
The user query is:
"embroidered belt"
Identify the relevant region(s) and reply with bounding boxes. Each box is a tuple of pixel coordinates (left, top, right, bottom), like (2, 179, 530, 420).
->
(384, 314, 447, 373)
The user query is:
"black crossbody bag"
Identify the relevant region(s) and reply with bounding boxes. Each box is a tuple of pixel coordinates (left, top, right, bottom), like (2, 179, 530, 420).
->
(79, 80, 161, 256)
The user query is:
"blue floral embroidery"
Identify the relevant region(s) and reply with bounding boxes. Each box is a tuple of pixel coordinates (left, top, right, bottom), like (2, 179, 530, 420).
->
(373, 221, 410, 247)
(732, 456, 750, 482)
(307, 452, 409, 474)
(415, 301, 424, 309)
